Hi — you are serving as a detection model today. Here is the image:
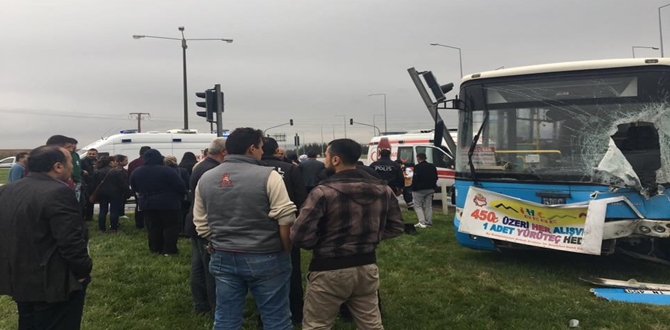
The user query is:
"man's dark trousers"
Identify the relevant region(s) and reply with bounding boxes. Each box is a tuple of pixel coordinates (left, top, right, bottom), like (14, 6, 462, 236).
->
(144, 210, 179, 254)
(290, 245, 304, 324)
(190, 236, 216, 313)
(16, 278, 89, 330)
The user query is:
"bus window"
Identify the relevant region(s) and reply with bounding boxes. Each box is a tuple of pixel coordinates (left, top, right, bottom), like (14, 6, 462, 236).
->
(416, 146, 453, 168)
(398, 147, 414, 165)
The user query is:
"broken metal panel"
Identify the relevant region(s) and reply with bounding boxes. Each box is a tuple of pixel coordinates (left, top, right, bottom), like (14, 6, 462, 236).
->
(581, 276, 670, 291)
(601, 219, 670, 239)
(601, 220, 639, 239)
(591, 288, 670, 305)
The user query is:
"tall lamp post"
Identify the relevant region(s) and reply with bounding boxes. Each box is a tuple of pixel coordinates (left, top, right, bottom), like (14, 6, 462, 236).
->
(368, 94, 387, 133)
(430, 43, 463, 78)
(133, 27, 233, 130)
(632, 46, 660, 58)
(660, 4, 670, 57)
(335, 115, 347, 138)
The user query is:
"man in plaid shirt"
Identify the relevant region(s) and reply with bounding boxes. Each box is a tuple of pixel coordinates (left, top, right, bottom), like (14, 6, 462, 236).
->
(291, 138, 405, 330)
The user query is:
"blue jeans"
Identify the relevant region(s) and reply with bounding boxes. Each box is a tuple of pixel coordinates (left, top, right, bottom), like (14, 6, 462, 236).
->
(98, 197, 122, 231)
(209, 250, 292, 330)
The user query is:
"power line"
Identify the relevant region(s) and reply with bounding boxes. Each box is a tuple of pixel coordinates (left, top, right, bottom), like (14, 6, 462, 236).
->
(129, 112, 151, 132)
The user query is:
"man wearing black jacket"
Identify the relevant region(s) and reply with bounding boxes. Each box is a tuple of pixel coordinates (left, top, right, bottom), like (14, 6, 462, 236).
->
(411, 152, 438, 228)
(262, 137, 308, 325)
(369, 149, 404, 194)
(186, 137, 226, 315)
(0, 145, 93, 330)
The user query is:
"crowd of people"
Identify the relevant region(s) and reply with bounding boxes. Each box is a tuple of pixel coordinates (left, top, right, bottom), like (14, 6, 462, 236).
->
(0, 128, 441, 330)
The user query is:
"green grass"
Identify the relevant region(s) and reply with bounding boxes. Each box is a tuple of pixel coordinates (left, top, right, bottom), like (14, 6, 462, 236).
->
(0, 169, 8, 184)
(2, 212, 670, 329)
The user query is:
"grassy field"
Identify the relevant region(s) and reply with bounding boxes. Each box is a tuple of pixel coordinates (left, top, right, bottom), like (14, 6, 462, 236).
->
(0, 169, 8, 184)
(2, 211, 670, 329)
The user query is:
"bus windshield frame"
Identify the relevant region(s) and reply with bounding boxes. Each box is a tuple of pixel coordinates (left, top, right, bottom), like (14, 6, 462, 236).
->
(455, 66, 670, 190)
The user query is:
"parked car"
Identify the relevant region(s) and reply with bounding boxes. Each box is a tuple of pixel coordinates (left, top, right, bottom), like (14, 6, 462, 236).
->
(0, 156, 15, 169)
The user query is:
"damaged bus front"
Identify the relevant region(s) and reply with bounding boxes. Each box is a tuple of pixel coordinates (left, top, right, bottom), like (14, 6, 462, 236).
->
(409, 59, 670, 258)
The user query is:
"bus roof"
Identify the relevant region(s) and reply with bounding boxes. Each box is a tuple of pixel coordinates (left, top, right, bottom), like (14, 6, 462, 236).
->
(462, 58, 670, 84)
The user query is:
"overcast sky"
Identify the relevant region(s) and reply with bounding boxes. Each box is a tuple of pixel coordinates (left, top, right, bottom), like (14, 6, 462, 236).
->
(0, 0, 666, 149)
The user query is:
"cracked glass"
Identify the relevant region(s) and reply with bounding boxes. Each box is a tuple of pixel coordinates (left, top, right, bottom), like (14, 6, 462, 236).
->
(456, 67, 670, 193)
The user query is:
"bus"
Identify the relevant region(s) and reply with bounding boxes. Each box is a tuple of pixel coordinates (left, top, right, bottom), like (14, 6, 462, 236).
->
(408, 58, 670, 258)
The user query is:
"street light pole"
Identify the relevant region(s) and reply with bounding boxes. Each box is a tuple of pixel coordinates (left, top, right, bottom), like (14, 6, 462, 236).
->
(368, 94, 387, 133)
(133, 27, 233, 130)
(430, 43, 463, 78)
(180, 28, 189, 130)
(660, 4, 670, 57)
(632, 46, 660, 58)
(335, 115, 346, 138)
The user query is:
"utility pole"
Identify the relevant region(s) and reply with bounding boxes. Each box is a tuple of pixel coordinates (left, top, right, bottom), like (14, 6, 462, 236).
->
(129, 113, 151, 132)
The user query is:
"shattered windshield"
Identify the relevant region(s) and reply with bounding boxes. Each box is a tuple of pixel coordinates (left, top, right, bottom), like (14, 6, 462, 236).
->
(456, 67, 670, 193)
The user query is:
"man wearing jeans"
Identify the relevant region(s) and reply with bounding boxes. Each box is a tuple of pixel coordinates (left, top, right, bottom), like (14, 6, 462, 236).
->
(411, 152, 438, 229)
(186, 137, 227, 315)
(291, 139, 405, 330)
(193, 128, 296, 330)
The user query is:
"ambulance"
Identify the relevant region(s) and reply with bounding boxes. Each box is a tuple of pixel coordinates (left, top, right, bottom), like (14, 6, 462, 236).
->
(78, 129, 224, 162)
(367, 129, 458, 195)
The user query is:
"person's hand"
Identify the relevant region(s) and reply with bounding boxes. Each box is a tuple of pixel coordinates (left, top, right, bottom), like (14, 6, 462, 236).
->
(77, 278, 86, 283)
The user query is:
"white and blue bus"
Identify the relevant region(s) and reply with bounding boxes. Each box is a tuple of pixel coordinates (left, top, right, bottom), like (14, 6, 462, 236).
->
(409, 58, 670, 258)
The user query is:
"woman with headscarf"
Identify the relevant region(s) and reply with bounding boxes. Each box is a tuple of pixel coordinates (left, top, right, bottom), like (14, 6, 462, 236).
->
(165, 155, 191, 236)
(130, 149, 187, 255)
(92, 156, 129, 233)
(179, 152, 198, 175)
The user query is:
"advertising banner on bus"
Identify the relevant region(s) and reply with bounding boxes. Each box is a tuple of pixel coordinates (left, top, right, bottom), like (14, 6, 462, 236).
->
(458, 187, 606, 254)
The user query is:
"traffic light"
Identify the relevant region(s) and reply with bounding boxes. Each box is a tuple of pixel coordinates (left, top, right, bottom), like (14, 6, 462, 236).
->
(350, 118, 353, 125)
(195, 89, 216, 122)
(290, 119, 294, 126)
(294, 133, 300, 146)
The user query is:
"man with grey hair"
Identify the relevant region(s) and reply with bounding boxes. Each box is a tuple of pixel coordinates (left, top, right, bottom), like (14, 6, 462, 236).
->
(186, 137, 227, 314)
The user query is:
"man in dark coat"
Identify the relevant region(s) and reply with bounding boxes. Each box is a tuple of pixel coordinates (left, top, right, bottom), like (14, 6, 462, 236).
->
(370, 149, 405, 194)
(130, 149, 187, 255)
(0, 145, 93, 330)
(411, 152, 438, 228)
(186, 138, 227, 315)
(262, 137, 308, 325)
(128, 146, 151, 229)
(299, 151, 325, 192)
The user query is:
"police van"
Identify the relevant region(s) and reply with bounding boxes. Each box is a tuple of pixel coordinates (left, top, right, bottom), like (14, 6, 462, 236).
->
(79, 129, 224, 162)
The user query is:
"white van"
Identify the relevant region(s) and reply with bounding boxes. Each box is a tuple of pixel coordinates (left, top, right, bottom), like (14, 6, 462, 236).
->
(367, 129, 457, 191)
(79, 130, 220, 162)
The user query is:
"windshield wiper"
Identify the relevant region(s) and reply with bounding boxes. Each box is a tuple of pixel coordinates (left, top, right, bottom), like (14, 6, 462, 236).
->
(467, 109, 490, 184)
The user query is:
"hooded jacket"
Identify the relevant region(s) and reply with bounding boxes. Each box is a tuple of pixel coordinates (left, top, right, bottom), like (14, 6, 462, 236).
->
(291, 169, 405, 271)
(129, 149, 187, 211)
